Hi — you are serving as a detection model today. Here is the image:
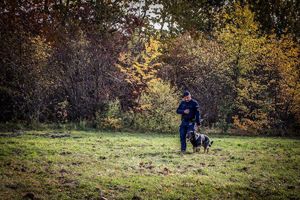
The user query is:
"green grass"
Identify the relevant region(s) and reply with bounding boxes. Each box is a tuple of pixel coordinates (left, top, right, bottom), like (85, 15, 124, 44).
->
(0, 130, 299, 200)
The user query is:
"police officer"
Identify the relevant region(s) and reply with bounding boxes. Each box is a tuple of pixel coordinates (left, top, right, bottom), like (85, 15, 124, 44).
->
(176, 91, 201, 153)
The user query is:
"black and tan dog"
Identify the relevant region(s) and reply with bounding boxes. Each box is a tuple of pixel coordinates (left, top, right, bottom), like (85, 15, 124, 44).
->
(187, 131, 213, 153)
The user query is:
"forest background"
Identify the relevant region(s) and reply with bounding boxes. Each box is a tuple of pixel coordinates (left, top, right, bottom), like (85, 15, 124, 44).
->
(1, 0, 299, 135)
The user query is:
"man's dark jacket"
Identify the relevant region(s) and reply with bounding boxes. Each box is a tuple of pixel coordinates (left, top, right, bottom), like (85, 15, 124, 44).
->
(176, 99, 201, 125)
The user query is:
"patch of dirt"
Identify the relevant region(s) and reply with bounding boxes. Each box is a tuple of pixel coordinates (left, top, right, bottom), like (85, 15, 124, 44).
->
(183, 182, 195, 187)
(159, 167, 170, 176)
(22, 192, 37, 200)
(227, 156, 245, 162)
(58, 176, 79, 188)
(220, 157, 227, 161)
(50, 133, 71, 138)
(44, 166, 55, 175)
(229, 177, 238, 182)
(109, 185, 129, 192)
(139, 161, 155, 170)
(59, 151, 72, 155)
(28, 132, 71, 138)
(187, 164, 194, 167)
(71, 161, 83, 166)
(12, 148, 24, 155)
(139, 152, 160, 157)
(237, 166, 249, 172)
(132, 195, 142, 200)
(12, 165, 28, 172)
(212, 148, 222, 152)
(5, 183, 24, 190)
(99, 156, 107, 160)
(249, 160, 256, 164)
(194, 168, 208, 175)
(287, 185, 295, 189)
(72, 136, 83, 139)
(94, 187, 107, 200)
(59, 168, 68, 174)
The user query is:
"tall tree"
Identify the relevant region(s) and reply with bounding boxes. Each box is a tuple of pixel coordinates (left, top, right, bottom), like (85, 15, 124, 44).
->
(161, 33, 231, 127)
(218, 3, 273, 132)
(248, 0, 300, 39)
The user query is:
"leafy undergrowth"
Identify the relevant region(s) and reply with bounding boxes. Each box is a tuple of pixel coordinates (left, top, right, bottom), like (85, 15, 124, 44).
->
(0, 130, 299, 200)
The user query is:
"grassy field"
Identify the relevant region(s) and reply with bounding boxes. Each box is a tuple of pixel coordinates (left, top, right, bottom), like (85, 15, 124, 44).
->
(0, 130, 299, 200)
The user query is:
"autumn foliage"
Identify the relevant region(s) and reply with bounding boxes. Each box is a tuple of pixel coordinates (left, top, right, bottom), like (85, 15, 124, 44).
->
(0, 1, 299, 135)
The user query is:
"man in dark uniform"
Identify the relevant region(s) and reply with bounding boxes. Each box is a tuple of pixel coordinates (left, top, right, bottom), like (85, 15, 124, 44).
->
(176, 91, 201, 153)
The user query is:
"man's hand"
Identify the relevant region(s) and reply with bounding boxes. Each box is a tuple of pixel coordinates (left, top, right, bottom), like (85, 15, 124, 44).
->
(195, 124, 200, 132)
(183, 109, 190, 114)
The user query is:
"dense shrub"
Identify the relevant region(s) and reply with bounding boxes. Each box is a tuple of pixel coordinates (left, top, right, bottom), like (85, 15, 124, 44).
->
(96, 100, 123, 131)
(131, 80, 180, 133)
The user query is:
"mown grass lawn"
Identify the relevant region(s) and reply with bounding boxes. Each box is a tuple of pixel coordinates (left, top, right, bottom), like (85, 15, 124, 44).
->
(0, 130, 299, 200)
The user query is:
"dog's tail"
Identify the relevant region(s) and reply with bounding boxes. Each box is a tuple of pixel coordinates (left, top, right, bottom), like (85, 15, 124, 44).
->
(209, 141, 214, 147)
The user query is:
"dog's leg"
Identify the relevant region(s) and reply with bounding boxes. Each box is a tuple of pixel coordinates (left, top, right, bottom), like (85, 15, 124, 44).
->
(193, 147, 196, 153)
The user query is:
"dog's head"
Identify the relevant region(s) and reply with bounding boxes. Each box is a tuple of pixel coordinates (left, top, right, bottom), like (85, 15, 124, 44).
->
(186, 131, 196, 141)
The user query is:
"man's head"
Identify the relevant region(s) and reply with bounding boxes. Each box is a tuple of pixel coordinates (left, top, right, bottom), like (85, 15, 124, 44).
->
(183, 91, 192, 102)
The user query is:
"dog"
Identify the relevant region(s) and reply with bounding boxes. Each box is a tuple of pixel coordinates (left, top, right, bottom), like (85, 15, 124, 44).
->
(187, 131, 213, 153)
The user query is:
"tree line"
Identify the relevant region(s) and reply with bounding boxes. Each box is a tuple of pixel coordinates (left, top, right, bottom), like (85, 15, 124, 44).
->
(0, 0, 299, 135)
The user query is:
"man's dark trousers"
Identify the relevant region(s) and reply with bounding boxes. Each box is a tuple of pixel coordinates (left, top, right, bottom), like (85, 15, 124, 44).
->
(179, 121, 196, 152)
